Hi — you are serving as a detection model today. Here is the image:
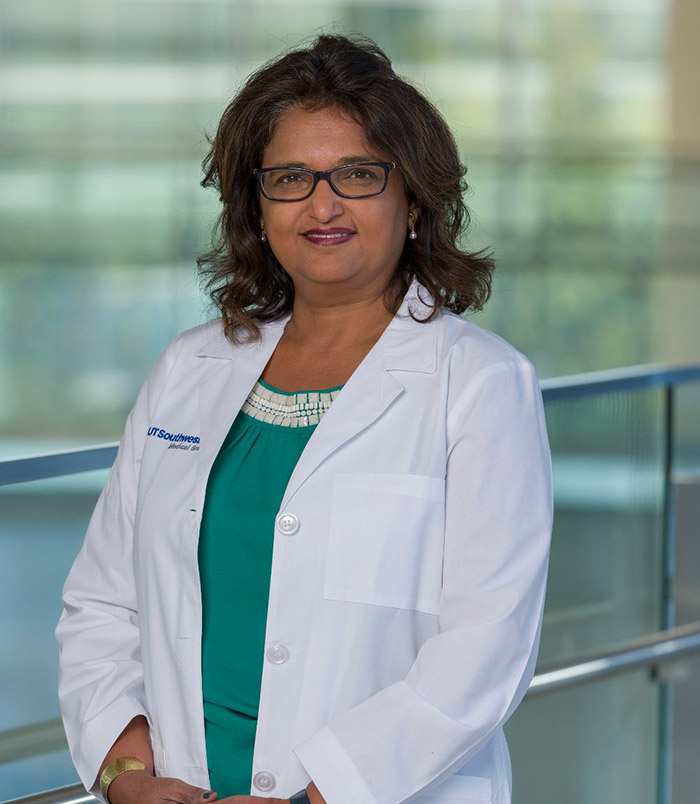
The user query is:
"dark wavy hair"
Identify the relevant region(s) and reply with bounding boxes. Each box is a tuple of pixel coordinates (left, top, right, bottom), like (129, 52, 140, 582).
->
(198, 33, 495, 343)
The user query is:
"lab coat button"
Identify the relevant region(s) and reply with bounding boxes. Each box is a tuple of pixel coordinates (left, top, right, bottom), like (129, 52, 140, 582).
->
(266, 643, 290, 665)
(253, 771, 276, 792)
(276, 512, 300, 535)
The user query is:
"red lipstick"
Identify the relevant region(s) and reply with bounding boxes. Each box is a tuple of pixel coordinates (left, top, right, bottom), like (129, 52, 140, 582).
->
(302, 227, 356, 246)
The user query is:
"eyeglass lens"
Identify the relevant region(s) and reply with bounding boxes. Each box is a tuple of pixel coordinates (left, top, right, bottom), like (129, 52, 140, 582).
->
(260, 164, 387, 199)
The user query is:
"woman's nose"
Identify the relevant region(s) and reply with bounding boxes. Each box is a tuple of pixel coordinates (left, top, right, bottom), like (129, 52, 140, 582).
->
(307, 177, 345, 220)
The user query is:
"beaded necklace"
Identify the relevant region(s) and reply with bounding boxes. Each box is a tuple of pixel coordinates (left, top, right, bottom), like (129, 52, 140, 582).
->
(241, 379, 343, 428)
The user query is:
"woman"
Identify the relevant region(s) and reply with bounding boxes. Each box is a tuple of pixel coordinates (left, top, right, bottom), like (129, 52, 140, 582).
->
(56, 33, 553, 804)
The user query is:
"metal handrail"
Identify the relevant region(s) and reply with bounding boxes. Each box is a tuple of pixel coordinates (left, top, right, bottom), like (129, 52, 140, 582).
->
(0, 721, 67, 767)
(538, 362, 700, 401)
(528, 619, 700, 695)
(1, 362, 699, 488)
(0, 443, 118, 487)
(3, 787, 93, 804)
(3, 620, 700, 804)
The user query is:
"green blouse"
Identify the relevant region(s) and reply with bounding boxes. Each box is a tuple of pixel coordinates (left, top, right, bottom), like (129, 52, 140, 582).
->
(197, 376, 343, 796)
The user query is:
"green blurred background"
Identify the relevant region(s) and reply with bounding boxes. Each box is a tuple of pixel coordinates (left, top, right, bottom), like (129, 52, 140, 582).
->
(2, 0, 698, 453)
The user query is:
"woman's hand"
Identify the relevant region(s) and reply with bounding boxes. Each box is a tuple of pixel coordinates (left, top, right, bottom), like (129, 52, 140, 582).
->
(107, 768, 218, 804)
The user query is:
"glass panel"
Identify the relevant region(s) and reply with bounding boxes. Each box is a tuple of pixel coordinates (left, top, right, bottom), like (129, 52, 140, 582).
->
(674, 382, 700, 475)
(506, 670, 659, 804)
(671, 476, 700, 801)
(538, 388, 665, 664)
(0, 751, 78, 803)
(0, 470, 107, 798)
(669, 653, 700, 804)
(674, 477, 700, 627)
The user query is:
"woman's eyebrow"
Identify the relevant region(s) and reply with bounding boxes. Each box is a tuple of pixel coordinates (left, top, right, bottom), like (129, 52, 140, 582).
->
(272, 155, 380, 168)
(338, 155, 377, 164)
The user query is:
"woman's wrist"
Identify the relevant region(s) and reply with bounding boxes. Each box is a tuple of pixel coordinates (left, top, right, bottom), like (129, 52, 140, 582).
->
(99, 760, 150, 803)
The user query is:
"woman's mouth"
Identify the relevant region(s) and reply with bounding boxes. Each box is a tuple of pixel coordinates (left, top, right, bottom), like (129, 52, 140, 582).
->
(301, 229, 356, 246)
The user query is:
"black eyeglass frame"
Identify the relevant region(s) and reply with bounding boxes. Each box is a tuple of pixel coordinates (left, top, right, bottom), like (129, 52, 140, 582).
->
(254, 161, 397, 201)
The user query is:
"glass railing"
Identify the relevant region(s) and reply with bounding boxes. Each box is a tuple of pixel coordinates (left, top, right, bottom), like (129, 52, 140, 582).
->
(1, 363, 699, 804)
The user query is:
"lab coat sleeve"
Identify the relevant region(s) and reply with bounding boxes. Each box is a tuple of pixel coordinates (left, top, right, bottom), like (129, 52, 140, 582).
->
(55, 335, 182, 799)
(293, 357, 554, 804)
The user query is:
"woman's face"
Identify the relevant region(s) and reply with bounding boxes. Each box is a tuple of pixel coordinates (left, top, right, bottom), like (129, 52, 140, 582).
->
(259, 105, 416, 298)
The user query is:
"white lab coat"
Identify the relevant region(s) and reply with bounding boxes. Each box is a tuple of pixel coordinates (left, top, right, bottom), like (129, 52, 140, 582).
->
(56, 277, 553, 804)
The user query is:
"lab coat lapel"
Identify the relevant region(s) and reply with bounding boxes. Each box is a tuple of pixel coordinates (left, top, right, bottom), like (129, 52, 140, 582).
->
(278, 348, 402, 510)
(193, 314, 291, 519)
(191, 277, 439, 516)
(279, 278, 439, 509)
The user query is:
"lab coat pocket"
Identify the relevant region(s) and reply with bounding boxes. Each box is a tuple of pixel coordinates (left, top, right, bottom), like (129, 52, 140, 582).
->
(324, 472, 445, 614)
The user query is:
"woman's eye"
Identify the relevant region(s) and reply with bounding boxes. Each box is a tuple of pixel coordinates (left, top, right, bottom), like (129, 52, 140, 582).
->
(277, 173, 303, 184)
(339, 166, 381, 183)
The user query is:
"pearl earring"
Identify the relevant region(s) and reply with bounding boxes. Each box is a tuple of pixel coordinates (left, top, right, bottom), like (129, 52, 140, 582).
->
(409, 215, 417, 240)
(260, 226, 267, 243)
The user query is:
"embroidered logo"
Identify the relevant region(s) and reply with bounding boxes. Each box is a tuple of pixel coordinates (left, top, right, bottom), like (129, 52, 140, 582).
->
(147, 426, 200, 451)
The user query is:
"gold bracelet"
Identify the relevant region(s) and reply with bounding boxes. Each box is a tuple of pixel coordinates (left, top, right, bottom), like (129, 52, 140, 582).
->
(99, 756, 147, 803)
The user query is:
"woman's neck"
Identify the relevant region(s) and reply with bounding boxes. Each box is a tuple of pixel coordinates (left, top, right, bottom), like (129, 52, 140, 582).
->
(284, 288, 397, 350)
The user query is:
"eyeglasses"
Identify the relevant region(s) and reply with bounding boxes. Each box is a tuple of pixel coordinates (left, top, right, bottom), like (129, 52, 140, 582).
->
(254, 162, 397, 201)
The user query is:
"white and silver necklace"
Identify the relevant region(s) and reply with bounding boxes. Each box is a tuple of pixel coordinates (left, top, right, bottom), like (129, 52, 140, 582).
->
(241, 379, 343, 428)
